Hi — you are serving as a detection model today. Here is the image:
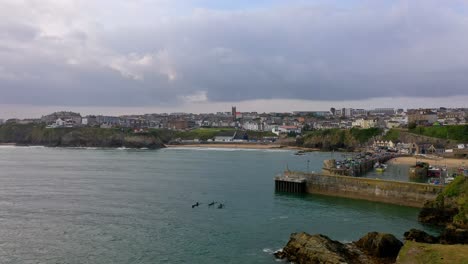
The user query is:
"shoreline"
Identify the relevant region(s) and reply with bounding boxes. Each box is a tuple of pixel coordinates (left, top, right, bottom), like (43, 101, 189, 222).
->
(166, 143, 320, 151)
(388, 156, 467, 168)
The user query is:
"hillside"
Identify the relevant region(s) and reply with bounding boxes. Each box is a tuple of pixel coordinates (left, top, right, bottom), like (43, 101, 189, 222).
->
(300, 128, 382, 151)
(409, 125, 468, 142)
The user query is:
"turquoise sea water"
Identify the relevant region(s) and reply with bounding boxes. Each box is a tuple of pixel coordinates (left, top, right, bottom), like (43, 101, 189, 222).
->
(0, 146, 437, 263)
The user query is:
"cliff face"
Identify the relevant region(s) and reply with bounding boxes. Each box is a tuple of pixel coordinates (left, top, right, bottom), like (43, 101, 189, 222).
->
(0, 124, 165, 149)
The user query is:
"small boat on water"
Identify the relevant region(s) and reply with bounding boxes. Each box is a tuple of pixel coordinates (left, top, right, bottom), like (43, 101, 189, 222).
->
(374, 162, 387, 173)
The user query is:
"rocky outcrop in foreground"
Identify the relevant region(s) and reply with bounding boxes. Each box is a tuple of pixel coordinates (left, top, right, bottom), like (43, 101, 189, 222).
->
(417, 176, 468, 244)
(274, 232, 402, 264)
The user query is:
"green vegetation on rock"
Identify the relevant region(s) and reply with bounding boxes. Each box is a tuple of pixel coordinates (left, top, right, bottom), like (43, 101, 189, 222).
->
(409, 125, 468, 142)
(383, 128, 401, 141)
(149, 128, 276, 142)
(0, 123, 164, 149)
(420, 176, 468, 229)
(301, 128, 382, 150)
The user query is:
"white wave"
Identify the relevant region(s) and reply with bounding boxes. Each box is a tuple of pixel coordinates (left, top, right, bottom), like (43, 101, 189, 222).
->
(0, 145, 18, 149)
(0, 145, 46, 149)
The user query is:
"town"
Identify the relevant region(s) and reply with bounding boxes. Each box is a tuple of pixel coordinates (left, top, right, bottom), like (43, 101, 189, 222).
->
(1, 106, 466, 154)
(1, 107, 466, 131)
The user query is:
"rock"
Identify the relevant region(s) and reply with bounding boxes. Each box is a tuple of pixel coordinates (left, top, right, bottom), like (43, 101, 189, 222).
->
(439, 226, 468, 244)
(403, 229, 439, 244)
(278, 232, 352, 264)
(418, 205, 458, 226)
(355, 232, 403, 259)
(276, 232, 399, 264)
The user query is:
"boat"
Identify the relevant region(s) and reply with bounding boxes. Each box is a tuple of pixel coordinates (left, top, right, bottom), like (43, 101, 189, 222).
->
(427, 177, 442, 185)
(374, 163, 387, 173)
(445, 176, 455, 184)
(375, 167, 385, 173)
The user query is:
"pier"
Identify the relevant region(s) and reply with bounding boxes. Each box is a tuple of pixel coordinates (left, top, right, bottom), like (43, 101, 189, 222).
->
(275, 176, 307, 193)
(275, 171, 443, 207)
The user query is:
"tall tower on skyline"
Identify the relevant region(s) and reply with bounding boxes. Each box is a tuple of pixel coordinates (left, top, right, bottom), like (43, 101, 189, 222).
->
(232, 106, 236, 118)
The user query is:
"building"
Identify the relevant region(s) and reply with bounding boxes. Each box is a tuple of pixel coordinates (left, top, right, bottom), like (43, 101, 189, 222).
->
(231, 106, 237, 120)
(352, 118, 377, 129)
(372, 108, 395, 116)
(272, 125, 301, 135)
(96, 115, 120, 126)
(0, 119, 3, 125)
(373, 140, 395, 149)
(242, 121, 262, 131)
(407, 109, 438, 125)
(293, 111, 331, 117)
(352, 109, 367, 116)
(214, 131, 236, 142)
(342, 108, 353, 117)
(168, 120, 195, 130)
(41, 111, 82, 125)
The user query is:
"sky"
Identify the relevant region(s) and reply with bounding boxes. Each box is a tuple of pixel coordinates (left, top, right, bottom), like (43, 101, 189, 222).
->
(1, 0, 468, 118)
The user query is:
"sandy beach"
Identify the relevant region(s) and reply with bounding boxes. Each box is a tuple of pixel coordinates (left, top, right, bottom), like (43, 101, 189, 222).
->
(166, 143, 319, 151)
(388, 156, 467, 168)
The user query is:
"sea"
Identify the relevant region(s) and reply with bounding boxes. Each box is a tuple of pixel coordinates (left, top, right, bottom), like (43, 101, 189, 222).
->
(0, 146, 437, 264)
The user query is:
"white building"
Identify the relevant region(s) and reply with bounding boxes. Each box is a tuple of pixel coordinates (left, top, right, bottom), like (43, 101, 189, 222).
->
(242, 121, 261, 131)
(352, 118, 377, 129)
(274, 125, 302, 135)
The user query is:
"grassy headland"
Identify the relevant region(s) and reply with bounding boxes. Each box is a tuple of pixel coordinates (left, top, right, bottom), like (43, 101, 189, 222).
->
(397, 241, 468, 264)
(0, 123, 164, 149)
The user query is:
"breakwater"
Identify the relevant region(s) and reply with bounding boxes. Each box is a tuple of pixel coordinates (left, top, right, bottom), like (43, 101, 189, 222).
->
(279, 171, 443, 207)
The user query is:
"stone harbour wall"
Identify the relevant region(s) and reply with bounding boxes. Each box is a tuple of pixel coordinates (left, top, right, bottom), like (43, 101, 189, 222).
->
(284, 171, 443, 208)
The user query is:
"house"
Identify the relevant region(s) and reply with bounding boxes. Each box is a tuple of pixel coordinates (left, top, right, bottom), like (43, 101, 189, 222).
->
(242, 121, 261, 131)
(277, 125, 301, 135)
(418, 143, 436, 154)
(45, 118, 78, 128)
(214, 131, 236, 142)
(373, 140, 395, 149)
(409, 143, 419, 154)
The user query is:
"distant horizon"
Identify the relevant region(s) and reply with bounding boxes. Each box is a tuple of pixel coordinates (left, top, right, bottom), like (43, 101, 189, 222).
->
(1, 95, 467, 120)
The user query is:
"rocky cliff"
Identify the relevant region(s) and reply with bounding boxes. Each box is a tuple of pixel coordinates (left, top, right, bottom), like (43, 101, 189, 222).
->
(0, 124, 165, 149)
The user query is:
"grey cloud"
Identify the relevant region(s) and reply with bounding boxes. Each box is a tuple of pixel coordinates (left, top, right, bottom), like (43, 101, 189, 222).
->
(1, 0, 468, 107)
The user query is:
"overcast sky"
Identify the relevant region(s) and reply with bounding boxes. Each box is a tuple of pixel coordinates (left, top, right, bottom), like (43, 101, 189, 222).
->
(1, 0, 468, 118)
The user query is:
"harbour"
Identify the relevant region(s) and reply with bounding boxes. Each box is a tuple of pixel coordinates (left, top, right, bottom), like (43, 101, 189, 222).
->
(0, 146, 435, 264)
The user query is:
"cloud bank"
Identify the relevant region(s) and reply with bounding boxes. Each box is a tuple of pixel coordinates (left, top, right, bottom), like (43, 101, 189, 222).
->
(1, 0, 467, 108)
